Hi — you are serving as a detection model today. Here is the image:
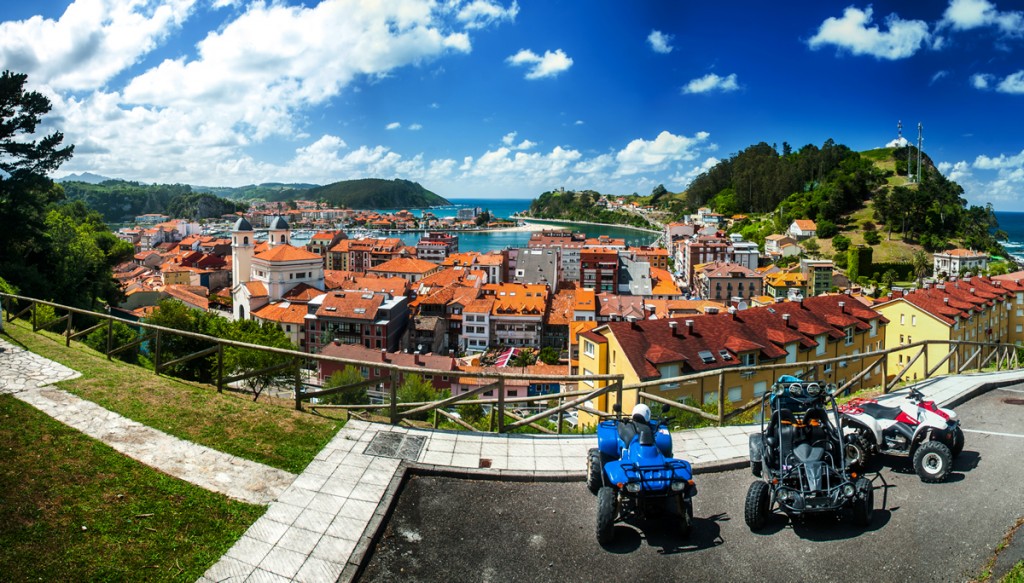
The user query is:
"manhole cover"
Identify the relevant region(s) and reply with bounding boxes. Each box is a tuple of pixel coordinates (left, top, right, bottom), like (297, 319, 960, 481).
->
(363, 432, 426, 461)
(1003, 398, 1024, 406)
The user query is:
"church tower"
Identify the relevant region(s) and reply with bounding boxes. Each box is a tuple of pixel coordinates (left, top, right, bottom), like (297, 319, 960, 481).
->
(268, 215, 290, 247)
(231, 216, 254, 320)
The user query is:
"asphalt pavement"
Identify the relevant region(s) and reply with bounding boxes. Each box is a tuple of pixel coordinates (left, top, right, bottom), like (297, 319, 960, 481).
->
(358, 386, 1024, 583)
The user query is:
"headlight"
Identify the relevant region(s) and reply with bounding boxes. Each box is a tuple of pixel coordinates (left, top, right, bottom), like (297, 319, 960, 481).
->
(671, 481, 686, 492)
(826, 383, 838, 395)
(625, 482, 641, 493)
(843, 484, 855, 497)
(788, 382, 803, 394)
(772, 383, 784, 396)
(805, 383, 821, 397)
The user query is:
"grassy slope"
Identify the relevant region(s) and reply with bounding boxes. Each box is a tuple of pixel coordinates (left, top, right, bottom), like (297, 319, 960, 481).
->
(0, 394, 264, 581)
(4, 320, 340, 474)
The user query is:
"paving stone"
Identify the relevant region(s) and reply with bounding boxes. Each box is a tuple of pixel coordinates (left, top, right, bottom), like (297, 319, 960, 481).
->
(257, 545, 307, 579)
(310, 534, 359, 563)
(294, 556, 345, 583)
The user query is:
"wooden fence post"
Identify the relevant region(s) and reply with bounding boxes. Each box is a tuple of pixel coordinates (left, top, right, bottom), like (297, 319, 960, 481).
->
(106, 317, 113, 360)
(389, 376, 398, 425)
(216, 344, 224, 393)
(497, 377, 506, 434)
(64, 310, 72, 347)
(294, 361, 303, 411)
(31, 302, 36, 331)
(153, 329, 162, 374)
(717, 371, 726, 426)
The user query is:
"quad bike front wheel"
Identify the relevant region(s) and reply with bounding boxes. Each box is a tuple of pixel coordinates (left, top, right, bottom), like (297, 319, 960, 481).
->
(669, 494, 693, 538)
(851, 477, 874, 526)
(596, 486, 617, 544)
(586, 448, 605, 495)
(913, 440, 953, 483)
(951, 426, 965, 457)
(744, 481, 771, 531)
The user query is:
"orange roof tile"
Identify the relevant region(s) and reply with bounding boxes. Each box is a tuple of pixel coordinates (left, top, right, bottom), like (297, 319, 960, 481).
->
(252, 302, 308, 325)
(254, 245, 322, 262)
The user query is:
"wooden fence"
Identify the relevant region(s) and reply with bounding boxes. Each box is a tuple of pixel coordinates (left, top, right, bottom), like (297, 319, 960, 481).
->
(3, 292, 1020, 433)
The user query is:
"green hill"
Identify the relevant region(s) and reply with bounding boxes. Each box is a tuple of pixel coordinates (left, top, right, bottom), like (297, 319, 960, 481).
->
(61, 180, 246, 223)
(298, 178, 450, 209)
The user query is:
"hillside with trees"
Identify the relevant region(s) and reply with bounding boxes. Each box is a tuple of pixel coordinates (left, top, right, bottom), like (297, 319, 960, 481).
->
(296, 178, 450, 209)
(60, 180, 246, 223)
(528, 189, 656, 229)
(679, 140, 1005, 257)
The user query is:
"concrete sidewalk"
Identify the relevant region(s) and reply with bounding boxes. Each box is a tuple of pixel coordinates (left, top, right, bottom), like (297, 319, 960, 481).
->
(201, 369, 1024, 582)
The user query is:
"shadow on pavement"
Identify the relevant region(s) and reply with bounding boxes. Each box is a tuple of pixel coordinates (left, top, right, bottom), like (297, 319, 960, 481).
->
(601, 512, 728, 555)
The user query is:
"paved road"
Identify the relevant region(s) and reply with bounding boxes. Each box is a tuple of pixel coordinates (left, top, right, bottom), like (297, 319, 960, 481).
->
(358, 387, 1024, 582)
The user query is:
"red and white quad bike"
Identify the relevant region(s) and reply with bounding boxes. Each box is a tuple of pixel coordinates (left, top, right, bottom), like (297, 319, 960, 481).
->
(838, 387, 964, 483)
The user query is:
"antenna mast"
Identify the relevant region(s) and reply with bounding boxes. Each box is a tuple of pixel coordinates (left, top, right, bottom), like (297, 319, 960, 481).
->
(917, 123, 923, 183)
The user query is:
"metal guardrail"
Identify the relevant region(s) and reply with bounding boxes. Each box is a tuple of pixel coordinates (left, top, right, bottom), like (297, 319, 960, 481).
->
(3, 292, 1020, 433)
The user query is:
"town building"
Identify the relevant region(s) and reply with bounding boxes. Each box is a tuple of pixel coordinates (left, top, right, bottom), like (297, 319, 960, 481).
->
(416, 232, 459, 263)
(933, 249, 990, 277)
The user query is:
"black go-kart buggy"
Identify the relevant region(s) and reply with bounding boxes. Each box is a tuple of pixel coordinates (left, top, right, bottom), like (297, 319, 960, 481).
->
(745, 375, 874, 531)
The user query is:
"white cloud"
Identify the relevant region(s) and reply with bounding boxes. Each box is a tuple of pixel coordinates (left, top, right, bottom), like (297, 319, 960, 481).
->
(647, 30, 674, 54)
(574, 120, 584, 125)
(501, 131, 536, 150)
(506, 48, 573, 79)
(614, 130, 710, 176)
(409, 123, 423, 130)
(807, 6, 930, 60)
(972, 73, 993, 89)
(930, 70, 949, 85)
(0, 0, 197, 91)
(681, 73, 739, 94)
(975, 149, 1024, 170)
(997, 71, 1024, 94)
(386, 122, 402, 130)
(941, 0, 1023, 35)
(670, 156, 721, 188)
(455, 0, 519, 29)
(212, 0, 240, 8)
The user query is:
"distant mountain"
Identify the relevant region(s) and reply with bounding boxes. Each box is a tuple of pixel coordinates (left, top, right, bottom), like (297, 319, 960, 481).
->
(296, 178, 450, 209)
(57, 172, 114, 184)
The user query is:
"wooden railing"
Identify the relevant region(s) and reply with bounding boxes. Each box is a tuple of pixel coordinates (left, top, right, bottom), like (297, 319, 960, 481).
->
(3, 292, 1021, 433)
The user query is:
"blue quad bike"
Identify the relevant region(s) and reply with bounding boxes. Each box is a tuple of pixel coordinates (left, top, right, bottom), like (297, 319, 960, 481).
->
(745, 376, 874, 531)
(586, 403, 697, 544)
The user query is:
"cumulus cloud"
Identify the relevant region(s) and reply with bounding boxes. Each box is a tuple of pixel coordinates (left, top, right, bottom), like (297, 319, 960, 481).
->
(647, 30, 674, 54)
(670, 156, 721, 188)
(941, 0, 1023, 35)
(614, 130, 710, 176)
(501, 131, 536, 150)
(975, 149, 1024, 170)
(997, 71, 1024, 93)
(0, 0, 197, 91)
(972, 72, 993, 89)
(506, 48, 573, 79)
(930, 70, 949, 85)
(455, 0, 519, 29)
(409, 123, 423, 130)
(807, 6, 930, 60)
(386, 122, 402, 130)
(682, 73, 739, 94)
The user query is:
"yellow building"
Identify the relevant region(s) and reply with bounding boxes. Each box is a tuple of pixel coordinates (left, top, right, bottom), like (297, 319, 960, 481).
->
(577, 295, 886, 427)
(874, 276, 1022, 381)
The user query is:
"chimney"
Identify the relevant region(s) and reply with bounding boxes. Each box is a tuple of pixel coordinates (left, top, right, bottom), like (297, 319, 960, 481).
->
(414, 351, 421, 365)
(839, 301, 846, 313)
(333, 337, 341, 346)
(970, 288, 975, 294)
(685, 320, 694, 335)
(799, 298, 807, 309)
(944, 298, 949, 304)
(782, 313, 791, 327)
(381, 348, 387, 363)
(669, 321, 678, 336)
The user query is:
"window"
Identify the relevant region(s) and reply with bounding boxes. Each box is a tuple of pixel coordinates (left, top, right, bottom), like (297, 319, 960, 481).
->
(869, 320, 878, 337)
(900, 334, 904, 344)
(703, 391, 718, 405)
(844, 327, 854, 346)
(582, 368, 595, 387)
(728, 386, 742, 402)
(911, 315, 917, 326)
(824, 363, 833, 374)
(753, 381, 767, 396)
(742, 353, 756, 366)
(583, 340, 595, 357)
(659, 364, 680, 389)
(900, 314, 905, 325)
(509, 390, 518, 397)
(815, 334, 826, 356)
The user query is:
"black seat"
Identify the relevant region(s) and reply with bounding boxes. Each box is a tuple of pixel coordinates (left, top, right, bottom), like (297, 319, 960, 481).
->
(618, 422, 637, 446)
(801, 407, 835, 444)
(636, 422, 655, 446)
(860, 402, 903, 420)
(766, 408, 798, 463)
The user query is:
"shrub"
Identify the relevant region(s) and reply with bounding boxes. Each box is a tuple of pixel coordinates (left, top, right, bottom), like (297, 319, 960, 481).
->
(863, 231, 882, 245)
(84, 320, 140, 364)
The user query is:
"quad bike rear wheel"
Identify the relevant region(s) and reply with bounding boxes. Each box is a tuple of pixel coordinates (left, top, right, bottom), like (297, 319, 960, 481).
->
(744, 481, 771, 531)
(596, 486, 617, 544)
(851, 477, 874, 526)
(586, 448, 605, 494)
(844, 432, 872, 469)
(913, 440, 952, 483)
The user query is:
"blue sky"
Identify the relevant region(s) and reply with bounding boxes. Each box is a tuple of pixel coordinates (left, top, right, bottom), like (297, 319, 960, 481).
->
(3, 1, 1024, 210)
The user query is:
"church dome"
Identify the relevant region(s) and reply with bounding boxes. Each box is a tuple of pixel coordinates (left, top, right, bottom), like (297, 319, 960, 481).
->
(269, 215, 289, 230)
(232, 217, 253, 232)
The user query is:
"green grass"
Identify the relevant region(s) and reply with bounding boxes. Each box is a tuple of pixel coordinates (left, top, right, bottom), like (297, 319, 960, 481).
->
(4, 319, 341, 474)
(1004, 561, 1024, 583)
(0, 394, 264, 582)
